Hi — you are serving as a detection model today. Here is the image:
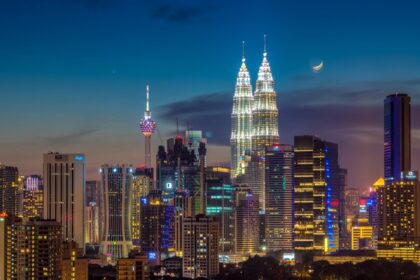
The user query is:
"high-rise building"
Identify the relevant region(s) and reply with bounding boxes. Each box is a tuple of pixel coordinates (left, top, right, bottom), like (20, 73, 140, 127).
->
(378, 171, 420, 249)
(0, 165, 19, 216)
(43, 152, 85, 249)
(293, 136, 346, 253)
(23, 175, 43, 218)
(230, 43, 253, 181)
(131, 168, 153, 249)
(237, 153, 265, 210)
(234, 187, 260, 255)
(85, 181, 100, 245)
(182, 214, 219, 279)
(252, 37, 279, 156)
(206, 176, 235, 253)
(140, 190, 175, 263)
(0, 216, 63, 280)
(156, 135, 206, 214)
(140, 83, 157, 169)
(100, 165, 134, 263)
(384, 93, 411, 184)
(265, 144, 294, 251)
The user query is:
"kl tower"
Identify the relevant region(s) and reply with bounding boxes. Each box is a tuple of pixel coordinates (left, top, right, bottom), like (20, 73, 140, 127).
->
(139, 83, 157, 168)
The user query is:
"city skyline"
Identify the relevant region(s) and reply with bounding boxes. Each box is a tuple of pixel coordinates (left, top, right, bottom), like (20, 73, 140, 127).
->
(2, 1, 420, 189)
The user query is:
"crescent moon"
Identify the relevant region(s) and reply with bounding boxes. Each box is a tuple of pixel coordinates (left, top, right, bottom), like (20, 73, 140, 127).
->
(312, 61, 324, 72)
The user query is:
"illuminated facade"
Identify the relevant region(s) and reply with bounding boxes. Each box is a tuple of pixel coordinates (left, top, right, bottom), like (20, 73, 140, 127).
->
(85, 181, 100, 245)
(230, 45, 253, 181)
(140, 83, 157, 169)
(0, 217, 63, 280)
(251, 40, 279, 156)
(293, 136, 346, 252)
(140, 190, 175, 263)
(206, 180, 235, 253)
(99, 165, 133, 263)
(377, 172, 420, 249)
(43, 152, 85, 250)
(23, 175, 43, 218)
(0, 165, 19, 216)
(265, 144, 294, 251)
(351, 226, 374, 250)
(234, 186, 260, 255)
(131, 168, 153, 249)
(117, 254, 150, 280)
(182, 214, 219, 279)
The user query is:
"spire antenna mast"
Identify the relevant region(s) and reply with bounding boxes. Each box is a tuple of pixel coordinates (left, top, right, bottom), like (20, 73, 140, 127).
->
(146, 82, 150, 112)
(264, 34, 267, 56)
(242, 41, 245, 62)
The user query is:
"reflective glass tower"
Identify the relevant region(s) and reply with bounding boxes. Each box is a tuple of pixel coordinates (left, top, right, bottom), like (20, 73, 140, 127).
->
(230, 43, 253, 181)
(252, 37, 279, 156)
(384, 93, 411, 184)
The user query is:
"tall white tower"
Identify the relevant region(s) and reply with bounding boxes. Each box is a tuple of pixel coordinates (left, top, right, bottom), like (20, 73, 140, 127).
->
(139, 84, 157, 168)
(230, 42, 253, 181)
(252, 35, 279, 155)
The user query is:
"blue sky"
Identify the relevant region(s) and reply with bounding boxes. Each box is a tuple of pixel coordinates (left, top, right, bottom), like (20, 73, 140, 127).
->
(1, 0, 420, 188)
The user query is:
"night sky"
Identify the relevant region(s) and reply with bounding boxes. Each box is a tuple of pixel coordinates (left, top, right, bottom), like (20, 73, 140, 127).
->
(1, 0, 420, 189)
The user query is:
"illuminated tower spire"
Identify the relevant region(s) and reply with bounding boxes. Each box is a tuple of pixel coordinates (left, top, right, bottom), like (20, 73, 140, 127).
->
(252, 35, 279, 155)
(230, 41, 253, 181)
(140, 83, 157, 168)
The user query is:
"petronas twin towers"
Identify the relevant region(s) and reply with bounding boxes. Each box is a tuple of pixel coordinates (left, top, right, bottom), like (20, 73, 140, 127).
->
(230, 39, 279, 181)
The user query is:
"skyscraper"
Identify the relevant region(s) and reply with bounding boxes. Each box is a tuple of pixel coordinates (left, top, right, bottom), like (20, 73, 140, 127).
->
(99, 165, 133, 263)
(131, 168, 153, 249)
(230, 43, 253, 181)
(43, 152, 85, 249)
(293, 136, 346, 253)
(234, 186, 260, 255)
(0, 165, 19, 216)
(206, 175, 235, 253)
(0, 216, 63, 280)
(378, 93, 420, 257)
(140, 190, 175, 263)
(384, 93, 411, 184)
(140, 83, 157, 169)
(85, 180, 100, 245)
(252, 37, 279, 156)
(182, 214, 219, 279)
(23, 175, 44, 218)
(265, 144, 294, 251)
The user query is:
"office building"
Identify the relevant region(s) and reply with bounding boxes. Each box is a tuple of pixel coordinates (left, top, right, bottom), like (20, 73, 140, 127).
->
(131, 168, 153, 249)
(140, 190, 175, 263)
(100, 165, 134, 263)
(265, 144, 294, 251)
(0, 165, 19, 216)
(351, 226, 374, 250)
(252, 38, 279, 156)
(182, 214, 219, 279)
(378, 171, 420, 249)
(0, 216, 63, 280)
(230, 44, 253, 181)
(235, 187, 260, 255)
(206, 177, 235, 253)
(43, 152, 85, 249)
(293, 136, 346, 252)
(384, 93, 411, 184)
(23, 175, 43, 218)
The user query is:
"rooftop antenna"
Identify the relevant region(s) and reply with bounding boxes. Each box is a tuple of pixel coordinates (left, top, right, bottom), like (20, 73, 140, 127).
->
(242, 40, 245, 62)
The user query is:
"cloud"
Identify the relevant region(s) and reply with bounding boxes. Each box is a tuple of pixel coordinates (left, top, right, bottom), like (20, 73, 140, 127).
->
(43, 128, 100, 145)
(151, 2, 218, 23)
